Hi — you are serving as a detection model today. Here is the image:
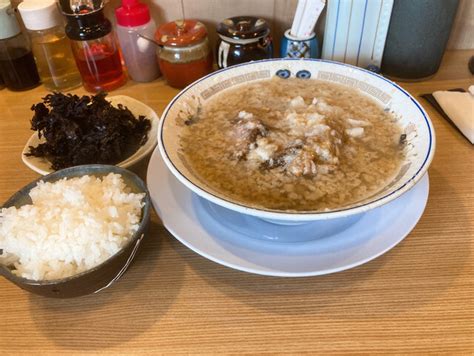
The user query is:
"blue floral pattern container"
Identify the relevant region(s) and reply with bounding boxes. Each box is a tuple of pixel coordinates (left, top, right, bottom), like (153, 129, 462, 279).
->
(280, 29, 319, 59)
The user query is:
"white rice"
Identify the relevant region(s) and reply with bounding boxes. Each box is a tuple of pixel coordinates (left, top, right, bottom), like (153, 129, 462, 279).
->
(0, 173, 145, 281)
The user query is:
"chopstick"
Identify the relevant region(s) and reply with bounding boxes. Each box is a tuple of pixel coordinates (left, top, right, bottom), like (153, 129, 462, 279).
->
(291, 0, 326, 39)
(291, 0, 307, 37)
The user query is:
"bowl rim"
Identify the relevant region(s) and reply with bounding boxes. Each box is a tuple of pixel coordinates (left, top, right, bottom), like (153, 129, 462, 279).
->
(158, 58, 436, 221)
(0, 164, 151, 285)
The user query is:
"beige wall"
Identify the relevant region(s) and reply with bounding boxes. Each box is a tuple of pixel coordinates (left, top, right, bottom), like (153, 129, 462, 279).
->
(105, 0, 472, 51)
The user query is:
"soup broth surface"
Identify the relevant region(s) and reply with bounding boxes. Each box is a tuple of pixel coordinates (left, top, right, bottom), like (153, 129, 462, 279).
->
(180, 78, 404, 211)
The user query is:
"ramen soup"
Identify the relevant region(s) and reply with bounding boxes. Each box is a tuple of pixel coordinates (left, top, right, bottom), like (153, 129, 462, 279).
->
(180, 78, 405, 211)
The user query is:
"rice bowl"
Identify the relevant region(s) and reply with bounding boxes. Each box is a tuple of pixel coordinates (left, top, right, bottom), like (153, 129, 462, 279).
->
(0, 165, 151, 298)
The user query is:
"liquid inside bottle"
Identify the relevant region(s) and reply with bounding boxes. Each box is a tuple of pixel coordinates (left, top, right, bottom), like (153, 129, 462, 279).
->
(71, 34, 126, 92)
(31, 31, 82, 91)
(0, 0, 41, 91)
(59, 0, 127, 92)
(0, 46, 40, 91)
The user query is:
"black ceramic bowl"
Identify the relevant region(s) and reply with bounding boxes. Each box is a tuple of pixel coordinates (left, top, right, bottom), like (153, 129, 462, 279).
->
(0, 165, 151, 298)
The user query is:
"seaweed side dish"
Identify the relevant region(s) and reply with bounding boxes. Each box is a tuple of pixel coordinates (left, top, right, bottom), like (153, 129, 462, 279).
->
(26, 92, 151, 170)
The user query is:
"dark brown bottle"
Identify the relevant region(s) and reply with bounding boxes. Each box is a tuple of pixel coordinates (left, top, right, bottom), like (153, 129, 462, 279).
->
(0, 47, 40, 90)
(0, 1, 40, 91)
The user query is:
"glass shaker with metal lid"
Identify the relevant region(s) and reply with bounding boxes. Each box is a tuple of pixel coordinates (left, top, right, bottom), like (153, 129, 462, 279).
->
(155, 20, 213, 89)
(216, 16, 273, 69)
(59, 0, 126, 92)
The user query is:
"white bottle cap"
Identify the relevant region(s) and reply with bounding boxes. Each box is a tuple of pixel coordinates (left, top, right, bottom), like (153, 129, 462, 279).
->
(0, 0, 21, 39)
(18, 0, 63, 31)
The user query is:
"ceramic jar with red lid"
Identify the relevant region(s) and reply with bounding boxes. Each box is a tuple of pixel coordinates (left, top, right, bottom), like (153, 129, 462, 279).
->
(216, 16, 273, 69)
(155, 20, 213, 88)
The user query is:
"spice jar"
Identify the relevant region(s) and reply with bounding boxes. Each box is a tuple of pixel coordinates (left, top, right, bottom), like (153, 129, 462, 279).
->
(216, 16, 273, 69)
(155, 20, 213, 89)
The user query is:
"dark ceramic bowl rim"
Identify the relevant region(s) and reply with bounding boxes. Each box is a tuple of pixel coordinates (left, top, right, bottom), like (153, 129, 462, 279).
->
(0, 164, 151, 286)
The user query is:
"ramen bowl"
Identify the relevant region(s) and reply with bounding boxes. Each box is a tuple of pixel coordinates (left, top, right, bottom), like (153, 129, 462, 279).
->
(158, 59, 435, 223)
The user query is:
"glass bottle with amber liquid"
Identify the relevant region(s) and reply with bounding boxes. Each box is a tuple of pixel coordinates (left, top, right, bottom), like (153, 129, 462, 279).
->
(59, 0, 126, 92)
(18, 0, 82, 91)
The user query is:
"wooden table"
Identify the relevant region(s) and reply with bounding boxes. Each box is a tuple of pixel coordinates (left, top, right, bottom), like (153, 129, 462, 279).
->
(1, 50, 472, 354)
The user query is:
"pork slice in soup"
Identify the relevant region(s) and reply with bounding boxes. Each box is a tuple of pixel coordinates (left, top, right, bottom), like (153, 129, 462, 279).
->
(181, 78, 405, 211)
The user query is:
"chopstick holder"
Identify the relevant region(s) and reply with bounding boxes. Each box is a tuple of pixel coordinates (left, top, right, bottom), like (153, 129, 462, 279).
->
(421, 88, 474, 144)
(283, 0, 325, 59)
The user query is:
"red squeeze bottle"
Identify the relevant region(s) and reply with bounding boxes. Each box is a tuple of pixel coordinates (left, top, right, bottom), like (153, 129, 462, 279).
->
(115, 0, 160, 82)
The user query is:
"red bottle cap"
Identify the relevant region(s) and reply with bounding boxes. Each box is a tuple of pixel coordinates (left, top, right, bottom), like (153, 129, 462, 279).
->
(155, 20, 208, 47)
(115, 0, 150, 27)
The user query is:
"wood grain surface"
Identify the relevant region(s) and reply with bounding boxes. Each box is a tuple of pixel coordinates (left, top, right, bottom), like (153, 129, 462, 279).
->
(0, 50, 473, 354)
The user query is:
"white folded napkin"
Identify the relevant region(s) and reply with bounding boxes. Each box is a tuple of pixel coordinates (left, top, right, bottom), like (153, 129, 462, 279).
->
(433, 86, 474, 144)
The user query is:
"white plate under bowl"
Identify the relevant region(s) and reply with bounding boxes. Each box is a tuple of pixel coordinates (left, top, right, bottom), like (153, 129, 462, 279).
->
(158, 59, 435, 223)
(147, 148, 429, 277)
(22, 95, 159, 175)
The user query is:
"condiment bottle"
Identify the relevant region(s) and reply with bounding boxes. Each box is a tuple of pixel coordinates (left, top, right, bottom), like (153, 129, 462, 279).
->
(59, 0, 126, 92)
(115, 0, 160, 82)
(155, 20, 213, 89)
(216, 16, 273, 69)
(17, 0, 82, 91)
(0, 0, 40, 91)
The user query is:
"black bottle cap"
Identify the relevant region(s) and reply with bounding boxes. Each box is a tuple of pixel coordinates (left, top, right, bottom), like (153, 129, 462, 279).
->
(59, 0, 104, 16)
